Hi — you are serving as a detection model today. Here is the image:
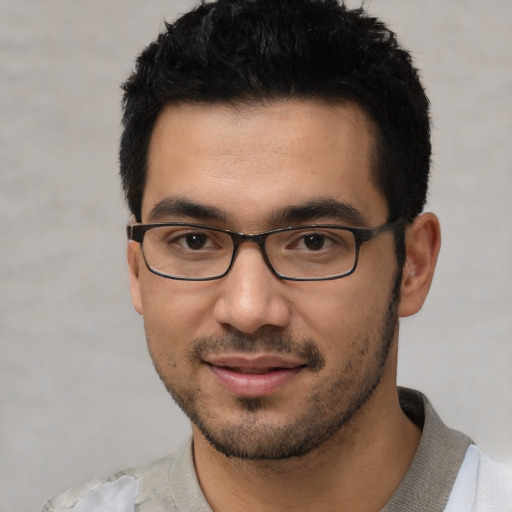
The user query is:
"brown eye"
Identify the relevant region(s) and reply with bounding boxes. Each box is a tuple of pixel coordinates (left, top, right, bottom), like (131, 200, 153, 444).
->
(303, 234, 326, 251)
(184, 233, 209, 249)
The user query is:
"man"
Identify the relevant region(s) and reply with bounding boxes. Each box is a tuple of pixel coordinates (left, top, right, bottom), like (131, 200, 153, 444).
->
(42, 0, 511, 510)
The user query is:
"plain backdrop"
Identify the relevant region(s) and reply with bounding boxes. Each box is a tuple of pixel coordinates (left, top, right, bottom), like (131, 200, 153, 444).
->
(0, 1, 511, 511)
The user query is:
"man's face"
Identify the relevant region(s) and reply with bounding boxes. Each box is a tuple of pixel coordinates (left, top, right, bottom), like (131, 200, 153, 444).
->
(128, 100, 401, 459)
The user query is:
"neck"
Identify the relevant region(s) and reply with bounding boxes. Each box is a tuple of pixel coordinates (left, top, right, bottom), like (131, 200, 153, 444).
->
(192, 384, 421, 512)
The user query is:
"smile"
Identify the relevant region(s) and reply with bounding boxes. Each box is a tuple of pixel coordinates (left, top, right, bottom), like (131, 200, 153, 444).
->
(204, 354, 306, 398)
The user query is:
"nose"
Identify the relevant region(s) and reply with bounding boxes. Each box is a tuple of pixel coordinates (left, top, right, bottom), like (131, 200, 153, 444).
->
(213, 244, 292, 335)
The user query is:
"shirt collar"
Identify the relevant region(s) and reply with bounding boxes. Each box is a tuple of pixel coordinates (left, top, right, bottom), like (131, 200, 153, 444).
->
(168, 388, 473, 512)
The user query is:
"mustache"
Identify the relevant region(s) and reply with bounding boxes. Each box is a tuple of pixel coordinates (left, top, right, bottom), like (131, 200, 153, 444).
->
(189, 333, 326, 372)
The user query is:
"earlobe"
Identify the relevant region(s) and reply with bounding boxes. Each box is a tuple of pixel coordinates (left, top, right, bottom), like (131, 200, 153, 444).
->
(398, 213, 441, 318)
(127, 241, 144, 315)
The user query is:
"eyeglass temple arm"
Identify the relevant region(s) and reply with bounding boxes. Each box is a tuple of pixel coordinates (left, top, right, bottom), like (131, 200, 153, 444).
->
(358, 217, 405, 243)
(127, 224, 145, 243)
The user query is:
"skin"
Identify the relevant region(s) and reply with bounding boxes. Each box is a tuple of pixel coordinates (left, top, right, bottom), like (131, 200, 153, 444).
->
(127, 100, 441, 511)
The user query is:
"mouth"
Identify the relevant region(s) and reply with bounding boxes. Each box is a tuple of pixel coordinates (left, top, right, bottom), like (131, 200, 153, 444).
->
(204, 354, 306, 398)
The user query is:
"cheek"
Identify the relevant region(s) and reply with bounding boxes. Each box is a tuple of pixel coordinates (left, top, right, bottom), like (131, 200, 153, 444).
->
(138, 273, 219, 345)
(291, 274, 392, 354)
(139, 279, 196, 378)
(294, 277, 379, 327)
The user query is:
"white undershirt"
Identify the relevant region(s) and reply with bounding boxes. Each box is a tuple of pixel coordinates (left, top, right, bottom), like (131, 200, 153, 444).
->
(444, 445, 512, 511)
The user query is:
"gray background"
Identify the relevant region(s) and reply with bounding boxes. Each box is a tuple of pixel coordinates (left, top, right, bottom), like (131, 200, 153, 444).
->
(0, 1, 511, 511)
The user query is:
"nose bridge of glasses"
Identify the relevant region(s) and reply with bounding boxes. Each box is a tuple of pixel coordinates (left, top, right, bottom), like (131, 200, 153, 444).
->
(229, 231, 275, 272)
(234, 231, 269, 247)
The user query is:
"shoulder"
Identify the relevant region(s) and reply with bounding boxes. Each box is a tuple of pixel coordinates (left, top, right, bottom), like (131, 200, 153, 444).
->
(445, 445, 512, 511)
(41, 454, 177, 512)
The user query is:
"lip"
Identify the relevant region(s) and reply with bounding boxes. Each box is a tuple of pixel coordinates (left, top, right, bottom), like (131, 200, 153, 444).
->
(204, 354, 306, 398)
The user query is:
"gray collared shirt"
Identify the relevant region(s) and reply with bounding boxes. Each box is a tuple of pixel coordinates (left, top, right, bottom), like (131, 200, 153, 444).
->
(45, 388, 498, 512)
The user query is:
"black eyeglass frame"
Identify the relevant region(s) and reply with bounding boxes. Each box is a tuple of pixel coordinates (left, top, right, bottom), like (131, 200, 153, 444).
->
(127, 218, 405, 282)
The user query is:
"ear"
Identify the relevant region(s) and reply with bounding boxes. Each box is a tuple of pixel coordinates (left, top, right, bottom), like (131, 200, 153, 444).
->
(398, 213, 441, 318)
(127, 241, 144, 315)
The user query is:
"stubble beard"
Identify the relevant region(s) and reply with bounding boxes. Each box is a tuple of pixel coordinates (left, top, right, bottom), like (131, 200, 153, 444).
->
(151, 271, 401, 461)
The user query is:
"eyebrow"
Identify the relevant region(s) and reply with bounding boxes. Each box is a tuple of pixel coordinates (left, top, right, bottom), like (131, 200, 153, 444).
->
(147, 197, 227, 222)
(270, 199, 368, 227)
(146, 197, 368, 227)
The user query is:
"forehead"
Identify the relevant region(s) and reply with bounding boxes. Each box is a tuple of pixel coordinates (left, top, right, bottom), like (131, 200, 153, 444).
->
(143, 100, 387, 228)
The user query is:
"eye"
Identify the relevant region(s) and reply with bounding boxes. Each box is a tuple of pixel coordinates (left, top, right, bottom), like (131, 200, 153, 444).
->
(155, 227, 220, 251)
(182, 232, 210, 250)
(171, 231, 223, 251)
(281, 228, 353, 254)
(301, 233, 329, 251)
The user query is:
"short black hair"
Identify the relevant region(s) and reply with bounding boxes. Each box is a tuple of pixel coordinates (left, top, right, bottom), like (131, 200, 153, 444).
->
(120, 0, 431, 235)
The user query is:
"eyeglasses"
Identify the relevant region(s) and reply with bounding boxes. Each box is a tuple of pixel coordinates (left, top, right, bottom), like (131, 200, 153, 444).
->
(127, 218, 404, 281)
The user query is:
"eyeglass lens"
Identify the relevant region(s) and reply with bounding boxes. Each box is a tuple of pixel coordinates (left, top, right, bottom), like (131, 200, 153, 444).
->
(141, 225, 358, 280)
